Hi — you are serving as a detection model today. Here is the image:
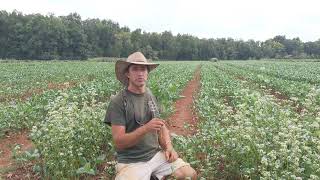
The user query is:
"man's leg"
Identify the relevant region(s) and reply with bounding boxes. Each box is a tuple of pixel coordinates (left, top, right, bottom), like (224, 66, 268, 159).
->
(170, 158, 197, 180)
(151, 151, 197, 180)
(148, 151, 173, 179)
(172, 165, 197, 180)
(115, 162, 152, 180)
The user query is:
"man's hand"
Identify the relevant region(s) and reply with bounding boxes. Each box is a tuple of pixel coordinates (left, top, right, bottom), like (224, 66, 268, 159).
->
(164, 148, 179, 163)
(143, 118, 165, 132)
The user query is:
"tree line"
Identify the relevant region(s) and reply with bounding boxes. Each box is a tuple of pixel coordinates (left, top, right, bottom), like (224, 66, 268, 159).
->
(1, 10, 320, 60)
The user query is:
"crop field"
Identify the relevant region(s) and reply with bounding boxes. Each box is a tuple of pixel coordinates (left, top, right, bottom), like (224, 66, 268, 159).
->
(0, 60, 319, 179)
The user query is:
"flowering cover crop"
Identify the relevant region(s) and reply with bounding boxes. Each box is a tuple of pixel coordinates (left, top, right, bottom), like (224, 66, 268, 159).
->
(1, 60, 319, 179)
(0, 61, 197, 178)
(174, 62, 320, 179)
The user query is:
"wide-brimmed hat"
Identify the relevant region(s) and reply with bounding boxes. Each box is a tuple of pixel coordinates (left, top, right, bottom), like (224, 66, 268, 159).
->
(115, 52, 159, 85)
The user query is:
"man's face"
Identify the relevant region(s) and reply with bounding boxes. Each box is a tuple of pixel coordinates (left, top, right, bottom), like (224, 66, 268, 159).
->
(126, 64, 148, 87)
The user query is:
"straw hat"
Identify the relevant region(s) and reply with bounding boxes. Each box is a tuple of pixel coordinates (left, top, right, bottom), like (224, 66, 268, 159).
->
(115, 52, 159, 85)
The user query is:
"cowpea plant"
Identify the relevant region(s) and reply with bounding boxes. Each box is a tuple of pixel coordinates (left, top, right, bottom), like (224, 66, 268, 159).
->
(174, 62, 320, 179)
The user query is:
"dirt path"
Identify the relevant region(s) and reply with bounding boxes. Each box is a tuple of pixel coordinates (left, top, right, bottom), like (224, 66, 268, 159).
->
(0, 131, 33, 169)
(166, 66, 201, 136)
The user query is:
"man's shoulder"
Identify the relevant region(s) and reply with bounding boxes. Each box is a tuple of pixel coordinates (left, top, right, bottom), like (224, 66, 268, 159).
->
(146, 87, 154, 95)
(146, 88, 157, 100)
(105, 89, 126, 125)
(109, 89, 125, 105)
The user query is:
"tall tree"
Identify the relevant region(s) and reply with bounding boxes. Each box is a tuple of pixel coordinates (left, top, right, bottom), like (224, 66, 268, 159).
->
(1, 10, 320, 61)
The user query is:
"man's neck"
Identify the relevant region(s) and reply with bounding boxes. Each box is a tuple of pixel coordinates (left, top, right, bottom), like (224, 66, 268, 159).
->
(127, 84, 146, 94)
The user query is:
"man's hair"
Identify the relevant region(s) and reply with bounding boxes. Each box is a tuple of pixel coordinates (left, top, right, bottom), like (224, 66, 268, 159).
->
(126, 64, 150, 73)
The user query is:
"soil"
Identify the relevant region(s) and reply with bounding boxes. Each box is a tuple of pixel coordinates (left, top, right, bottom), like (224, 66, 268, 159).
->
(166, 66, 201, 136)
(2, 163, 40, 180)
(0, 131, 33, 169)
(0, 131, 41, 179)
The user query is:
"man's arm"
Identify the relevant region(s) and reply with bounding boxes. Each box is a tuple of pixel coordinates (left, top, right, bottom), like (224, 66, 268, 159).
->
(112, 118, 165, 150)
(158, 123, 173, 151)
(158, 122, 179, 162)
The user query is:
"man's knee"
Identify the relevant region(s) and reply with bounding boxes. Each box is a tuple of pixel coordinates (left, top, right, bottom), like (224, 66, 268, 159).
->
(172, 166, 197, 179)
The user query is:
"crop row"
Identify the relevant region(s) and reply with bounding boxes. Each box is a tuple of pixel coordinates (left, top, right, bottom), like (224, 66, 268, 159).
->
(225, 61, 320, 84)
(174, 62, 320, 179)
(215, 62, 320, 117)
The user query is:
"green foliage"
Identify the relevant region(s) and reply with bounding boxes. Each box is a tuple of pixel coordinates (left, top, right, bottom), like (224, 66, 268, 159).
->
(0, 62, 121, 136)
(148, 62, 199, 117)
(30, 91, 111, 178)
(3, 60, 320, 179)
(0, 61, 199, 178)
(174, 62, 320, 179)
(13, 148, 40, 164)
(1, 10, 320, 60)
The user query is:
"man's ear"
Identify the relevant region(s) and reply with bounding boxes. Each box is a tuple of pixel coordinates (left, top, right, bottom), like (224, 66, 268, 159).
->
(125, 71, 129, 78)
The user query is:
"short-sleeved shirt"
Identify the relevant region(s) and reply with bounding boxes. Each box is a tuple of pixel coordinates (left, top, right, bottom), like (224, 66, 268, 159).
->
(104, 88, 161, 163)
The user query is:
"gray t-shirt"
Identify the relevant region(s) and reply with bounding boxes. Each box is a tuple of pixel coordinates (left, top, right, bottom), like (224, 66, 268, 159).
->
(104, 88, 161, 163)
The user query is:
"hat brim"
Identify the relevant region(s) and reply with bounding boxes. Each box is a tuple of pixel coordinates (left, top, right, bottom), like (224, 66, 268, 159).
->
(115, 60, 159, 85)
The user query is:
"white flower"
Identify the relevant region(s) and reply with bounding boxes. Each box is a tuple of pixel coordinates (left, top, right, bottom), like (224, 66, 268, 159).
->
(261, 156, 268, 166)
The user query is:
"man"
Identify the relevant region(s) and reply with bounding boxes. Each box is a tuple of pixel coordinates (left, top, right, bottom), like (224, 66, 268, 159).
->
(105, 52, 197, 180)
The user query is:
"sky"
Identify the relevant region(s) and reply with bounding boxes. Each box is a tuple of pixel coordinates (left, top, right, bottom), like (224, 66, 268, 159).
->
(1, 0, 320, 42)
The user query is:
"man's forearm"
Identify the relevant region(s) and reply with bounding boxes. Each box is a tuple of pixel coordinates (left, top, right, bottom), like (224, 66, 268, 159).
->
(159, 125, 173, 150)
(113, 126, 147, 150)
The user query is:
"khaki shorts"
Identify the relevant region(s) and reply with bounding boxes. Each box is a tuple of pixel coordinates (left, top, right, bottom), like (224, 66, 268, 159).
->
(115, 151, 190, 180)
